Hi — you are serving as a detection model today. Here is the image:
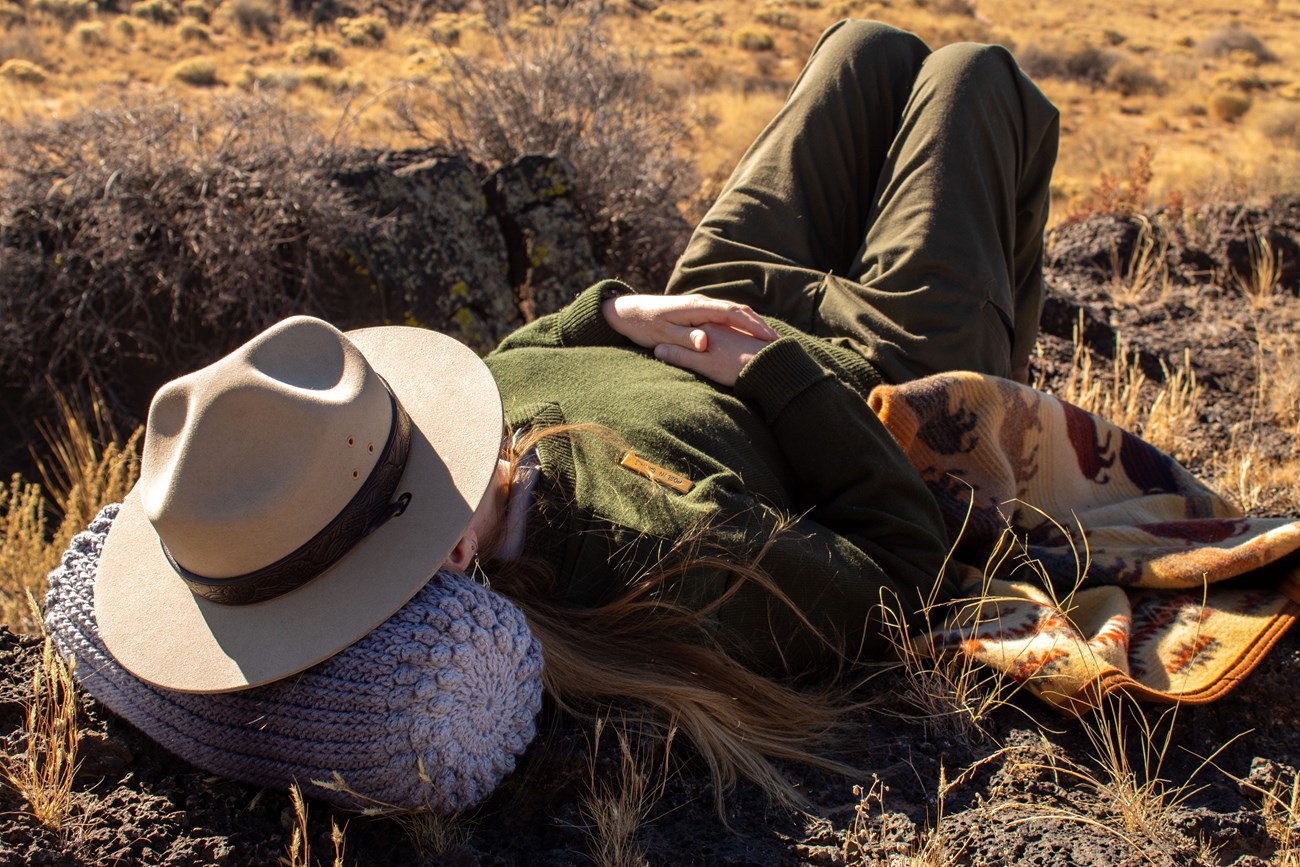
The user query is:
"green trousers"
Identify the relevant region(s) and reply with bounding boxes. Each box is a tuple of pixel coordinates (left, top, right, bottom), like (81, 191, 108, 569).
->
(665, 20, 1060, 384)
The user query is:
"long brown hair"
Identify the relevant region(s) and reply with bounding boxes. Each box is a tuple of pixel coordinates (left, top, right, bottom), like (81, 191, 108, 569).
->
(481, 423, 866, 812)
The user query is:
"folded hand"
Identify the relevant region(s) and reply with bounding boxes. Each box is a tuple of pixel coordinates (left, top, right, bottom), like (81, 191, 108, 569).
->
(652, 323, 775, 387)
(603, 293, 778, 353)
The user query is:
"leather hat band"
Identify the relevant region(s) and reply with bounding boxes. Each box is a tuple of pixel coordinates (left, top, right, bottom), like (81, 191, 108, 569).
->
(163, 386, 414, 606)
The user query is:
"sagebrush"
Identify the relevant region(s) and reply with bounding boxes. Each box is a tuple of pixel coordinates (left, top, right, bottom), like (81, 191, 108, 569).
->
(393, 3, 693, 291)
(0, 94, 377, 469)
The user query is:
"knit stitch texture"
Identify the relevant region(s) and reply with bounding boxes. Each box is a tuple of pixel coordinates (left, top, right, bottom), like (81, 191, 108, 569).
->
(44, 504, 544, 812)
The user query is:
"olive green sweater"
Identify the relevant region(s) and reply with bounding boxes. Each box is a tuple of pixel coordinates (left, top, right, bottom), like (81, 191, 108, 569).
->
(484, 281, 955, 671)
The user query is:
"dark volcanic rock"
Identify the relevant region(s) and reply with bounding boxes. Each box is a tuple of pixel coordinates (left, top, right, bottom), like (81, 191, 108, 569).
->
(333, 149, 599, 354)
(487, 155, 599, 323)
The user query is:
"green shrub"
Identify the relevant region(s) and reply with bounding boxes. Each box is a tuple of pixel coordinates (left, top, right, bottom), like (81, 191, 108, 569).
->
(336, 14, 385, 46)
(181, 0, 208, 21)
(168, 56, 216, 85)
(733, 26, 773, 51)
(29, 0, 91, 26)
(1199, 24, 1276, 63)
(0, 58, 47, 83)
(113, 16, 135, 38)
(428, 13, 460, 46)
(0, 1, 25, 27)
(299, 66, 361, 93)
(1209, 90, 1252, 122)
(178, 19, 210, 41)
(220, 0, 277, 37)
(1258, 104, 1300, 149)
(130, 0, 177, 25)
(0, 98, 376, 462)
(285, 37, 340, 65)
(1016, 40, 1122, 86)
(754, 7, 797, 29)
(234, 64, 301, 92)
(1106, 58, 1161, 97)
(691, 9, 723, 29)
(71, 20, 108, 47)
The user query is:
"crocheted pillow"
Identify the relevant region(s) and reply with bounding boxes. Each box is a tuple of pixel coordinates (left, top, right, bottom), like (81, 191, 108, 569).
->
(44, 504, 544, 813)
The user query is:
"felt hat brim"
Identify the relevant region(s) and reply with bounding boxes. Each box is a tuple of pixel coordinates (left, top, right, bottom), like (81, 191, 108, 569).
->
(94, 324, 503, 693)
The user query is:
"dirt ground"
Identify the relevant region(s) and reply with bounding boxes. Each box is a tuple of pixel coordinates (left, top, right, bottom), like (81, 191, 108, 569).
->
(4, 199, 1300, 866)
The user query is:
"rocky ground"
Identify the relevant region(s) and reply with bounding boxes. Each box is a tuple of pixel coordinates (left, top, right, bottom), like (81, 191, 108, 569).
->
(4, 198, 1300, 866)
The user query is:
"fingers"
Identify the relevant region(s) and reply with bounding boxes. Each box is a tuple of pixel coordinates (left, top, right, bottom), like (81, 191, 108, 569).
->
(607, 293, 778, 352)
(653, 342, 704, 376)
(709, 300, 779, 341)
(653, 324, 770, 387)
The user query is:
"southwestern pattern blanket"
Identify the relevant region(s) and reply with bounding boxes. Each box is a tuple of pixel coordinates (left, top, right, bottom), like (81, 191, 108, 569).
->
(869, 371, 1300, 715)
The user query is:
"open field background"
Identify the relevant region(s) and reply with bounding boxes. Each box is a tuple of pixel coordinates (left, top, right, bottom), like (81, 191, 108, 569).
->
(2, 0, 1300, 223)
(5, 0, 1300, 865)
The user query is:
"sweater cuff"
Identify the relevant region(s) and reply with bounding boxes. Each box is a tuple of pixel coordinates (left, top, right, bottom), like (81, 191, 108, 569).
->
(733, 337, 833, 423)
(556, 280, 634, 347)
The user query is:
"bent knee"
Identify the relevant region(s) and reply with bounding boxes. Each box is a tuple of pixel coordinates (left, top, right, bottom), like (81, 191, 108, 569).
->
(920, 41, 1021, 91)
(813, 19, 930, 73)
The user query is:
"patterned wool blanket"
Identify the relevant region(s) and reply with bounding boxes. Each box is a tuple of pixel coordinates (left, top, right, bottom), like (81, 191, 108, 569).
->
(868, 371, 1300, 715)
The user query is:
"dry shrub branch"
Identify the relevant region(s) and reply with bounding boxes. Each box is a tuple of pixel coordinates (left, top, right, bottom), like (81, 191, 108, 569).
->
(394, 3, 693, 289)
(0, 94, 377, 459)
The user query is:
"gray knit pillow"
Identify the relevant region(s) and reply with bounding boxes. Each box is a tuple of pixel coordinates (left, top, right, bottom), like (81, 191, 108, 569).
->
(44, 504, 544, 813)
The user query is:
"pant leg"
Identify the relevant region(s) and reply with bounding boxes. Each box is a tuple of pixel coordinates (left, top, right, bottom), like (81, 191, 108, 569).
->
(663, 20, 930, 330)
(816, 42, 1060, 383)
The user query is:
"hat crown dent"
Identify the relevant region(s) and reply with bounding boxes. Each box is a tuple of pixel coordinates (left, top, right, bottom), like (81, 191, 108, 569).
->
(140, 317, 392, 580)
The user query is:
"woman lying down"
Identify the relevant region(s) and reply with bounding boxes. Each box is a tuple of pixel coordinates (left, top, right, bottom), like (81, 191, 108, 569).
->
(44, 20, 1300, 814)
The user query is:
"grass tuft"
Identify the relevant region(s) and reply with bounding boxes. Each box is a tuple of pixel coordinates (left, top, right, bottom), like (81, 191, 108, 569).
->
(1105, 215, 1169, 307)
(280, 782, 349, 867)
(0, 57, 48, 83)
(1232, 229, 1284, 306)
(168, 56, 218, 85)
(3, 606, 82, 831)
(0, 388, 139, 633)
(1058, 315, 1201, 462)
(1008, 698, 1240, 862)
(582, 717, 672, 867)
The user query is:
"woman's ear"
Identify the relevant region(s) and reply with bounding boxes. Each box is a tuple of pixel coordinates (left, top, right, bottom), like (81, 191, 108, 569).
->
(443, 530, 479, 573)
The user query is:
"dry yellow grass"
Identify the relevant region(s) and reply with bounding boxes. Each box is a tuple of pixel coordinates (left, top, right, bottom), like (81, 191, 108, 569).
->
(582, 717, 672, 867)
(1105, 216, 1170, 307)
(281, 782, 349, 867)
(1056, 319, 1202, 463)
(2, 0, 1299, 221)
(879, 520, 1028, 744)
(3, 615, 82, 831)
(1253, 770, 1300, 866)
(0, 391, 139, 633)
(1000, 698, 1241, 863)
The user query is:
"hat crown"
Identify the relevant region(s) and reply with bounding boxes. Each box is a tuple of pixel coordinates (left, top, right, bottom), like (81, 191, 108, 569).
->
(141, 316, 393, 579)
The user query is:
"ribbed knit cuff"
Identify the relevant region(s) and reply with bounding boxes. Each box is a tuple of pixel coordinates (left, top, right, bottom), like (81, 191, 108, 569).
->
(556, 280, 635, 347)
(733, 337, 833, 423)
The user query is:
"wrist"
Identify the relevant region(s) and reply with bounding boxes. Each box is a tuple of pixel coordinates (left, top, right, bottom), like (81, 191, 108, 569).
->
(599, 282, 634, 330)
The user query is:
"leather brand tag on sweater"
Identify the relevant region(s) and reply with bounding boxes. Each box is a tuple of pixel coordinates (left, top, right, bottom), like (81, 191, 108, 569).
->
(619, 452, 693, 493)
